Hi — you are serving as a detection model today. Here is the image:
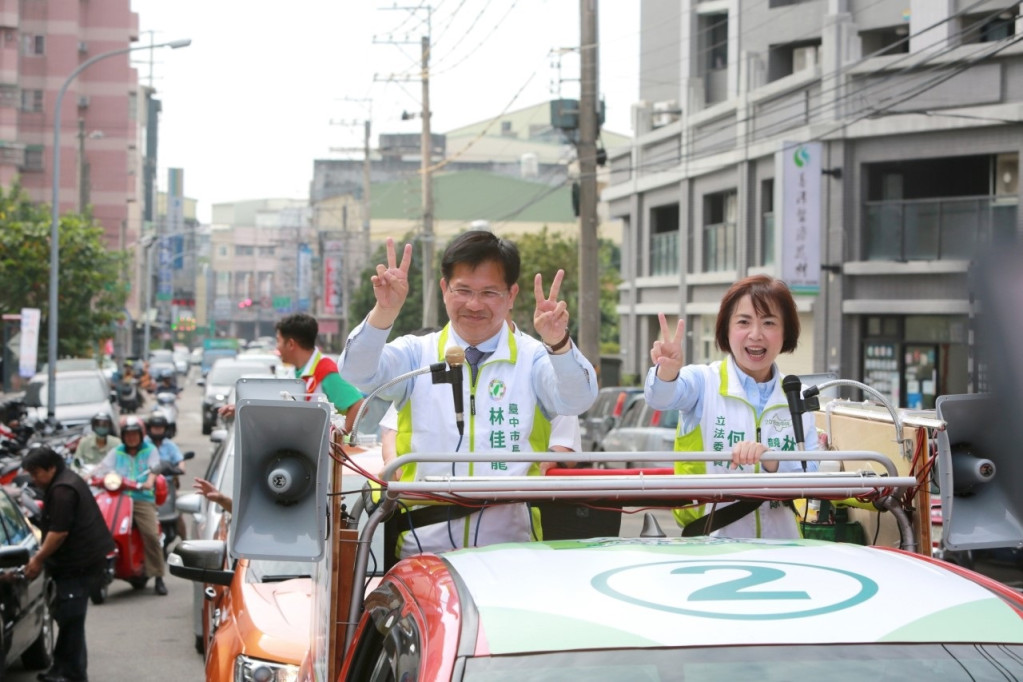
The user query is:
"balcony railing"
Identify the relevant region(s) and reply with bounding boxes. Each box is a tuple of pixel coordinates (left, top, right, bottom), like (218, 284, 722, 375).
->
(703, 221, 736, 272)
(865, 196, 1017, 261)
(650, 230, 680, 276)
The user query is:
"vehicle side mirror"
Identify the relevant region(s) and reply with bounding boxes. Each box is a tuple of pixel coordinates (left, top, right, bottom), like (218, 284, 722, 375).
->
(182, 450, 195, 461)
(176, 492, 202, 515)
(109, 391, 117, 403)
(168, 540, 233, 587)
(0, 546, 30, 569)
(603, 416, 616, 430)
(210, 429, 228, 443)
(196, 377, 205, 387)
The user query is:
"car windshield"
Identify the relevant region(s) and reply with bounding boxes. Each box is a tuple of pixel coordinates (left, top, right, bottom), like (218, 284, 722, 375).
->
(208, 363, 272, 385)
(149, 350, 174, 363)
(461, 644, 1023, 680)
(24, 376, 107, 406)
(247, 559, 313, 583)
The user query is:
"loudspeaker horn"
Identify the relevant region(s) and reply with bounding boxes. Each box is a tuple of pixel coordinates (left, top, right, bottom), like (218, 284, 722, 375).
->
(936, 393, 1023, 551)
(230, 398, 332, 561)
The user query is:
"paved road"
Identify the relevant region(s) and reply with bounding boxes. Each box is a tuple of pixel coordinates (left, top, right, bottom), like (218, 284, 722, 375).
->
(6, 378, 210, 682)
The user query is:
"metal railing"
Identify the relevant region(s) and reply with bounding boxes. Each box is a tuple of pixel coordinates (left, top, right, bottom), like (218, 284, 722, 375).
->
(864, 196, 1017, 261)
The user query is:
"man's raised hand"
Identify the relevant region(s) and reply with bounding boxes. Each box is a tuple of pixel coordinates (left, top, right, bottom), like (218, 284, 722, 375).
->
(368, 238, 413, 328)
(650, 312, 685, 381)
(533, 269, 569, 348)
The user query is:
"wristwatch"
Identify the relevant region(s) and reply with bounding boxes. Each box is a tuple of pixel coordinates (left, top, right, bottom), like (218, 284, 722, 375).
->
(543, 330, 572, 354)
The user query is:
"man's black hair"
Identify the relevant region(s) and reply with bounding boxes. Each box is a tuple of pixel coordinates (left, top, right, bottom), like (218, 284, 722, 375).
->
(441, 230, 520, 287)
(275, 313, 319, 350)
(22, 445, 66, 474)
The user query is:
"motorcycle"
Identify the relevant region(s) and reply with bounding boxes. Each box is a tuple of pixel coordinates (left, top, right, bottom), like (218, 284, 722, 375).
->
(158, 450, 194, 557)
(116, 378, 142, 414)
(89, 465, 174, 604)
(150, 391, 180, 439)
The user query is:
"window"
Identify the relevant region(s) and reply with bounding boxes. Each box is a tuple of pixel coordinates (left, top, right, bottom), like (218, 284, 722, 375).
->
(0, 491, 31, 545)
(699, 12, 729, 104)
(703, 190, 737, 272)
(257, 246, 274, 257)
(217, 245, 228, 257)
(650, 204, 680, 276)
(760, 179, 775, 266)
(21, 34, 44, 55)
(860, 27, 910, 57)
(0, 84, 17, 108)
(767, 40, 821, 82)
(962, 11, 1016, 44)
(235, 245, 254, 256)
(20, 89, 42, 112)
(864, 156, 1018, 261)
(23, 145, 43, 171)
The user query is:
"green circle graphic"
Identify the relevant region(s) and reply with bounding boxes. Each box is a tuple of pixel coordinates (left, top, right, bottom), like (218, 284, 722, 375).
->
(591, 559, 878, 620)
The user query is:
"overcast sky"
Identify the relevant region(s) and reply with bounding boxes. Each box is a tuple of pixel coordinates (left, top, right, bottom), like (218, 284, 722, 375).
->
(129, 1, 640, 223)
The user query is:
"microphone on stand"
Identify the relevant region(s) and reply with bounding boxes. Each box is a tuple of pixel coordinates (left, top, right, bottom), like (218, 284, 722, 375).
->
(445, 347, 466, 437)
(782, 374, 807, 452)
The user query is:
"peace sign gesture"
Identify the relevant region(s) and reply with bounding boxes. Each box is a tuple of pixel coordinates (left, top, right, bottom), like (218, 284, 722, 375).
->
(533, 269, 570, 350)
(367, 238, 413, 329)
(650, 312, 685, 381)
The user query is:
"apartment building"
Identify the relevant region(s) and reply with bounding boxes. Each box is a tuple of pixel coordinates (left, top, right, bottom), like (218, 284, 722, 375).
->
(0, 0, 144, 252)
(605, 0, 1021, 407)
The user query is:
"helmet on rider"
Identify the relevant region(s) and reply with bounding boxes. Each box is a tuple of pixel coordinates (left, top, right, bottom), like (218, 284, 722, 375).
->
(120, 415, 146, 451)
(146, 413, 169, 442)
(90, 412, 113, 437)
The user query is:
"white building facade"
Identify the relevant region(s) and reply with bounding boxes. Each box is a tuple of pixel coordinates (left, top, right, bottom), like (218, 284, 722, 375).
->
(605, 0, 1021, 408)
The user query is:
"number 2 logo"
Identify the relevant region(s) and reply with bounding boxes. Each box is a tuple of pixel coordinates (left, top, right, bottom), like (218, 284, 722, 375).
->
(592, 560, 877, 620)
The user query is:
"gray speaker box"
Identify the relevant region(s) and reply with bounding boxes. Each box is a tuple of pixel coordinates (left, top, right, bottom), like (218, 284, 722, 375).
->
(936, 393, 1023, 551)
(230, 398, 332, 561)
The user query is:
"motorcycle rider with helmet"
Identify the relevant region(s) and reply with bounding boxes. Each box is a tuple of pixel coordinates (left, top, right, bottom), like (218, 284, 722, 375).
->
(146, 413, 187, 543)
(75, 412, 122, 466)
(92, 416, 168, 595)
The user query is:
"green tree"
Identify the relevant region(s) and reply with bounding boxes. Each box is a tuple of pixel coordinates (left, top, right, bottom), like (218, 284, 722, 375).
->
(0, 181, 128, 359)
(506, 228, 621, 352)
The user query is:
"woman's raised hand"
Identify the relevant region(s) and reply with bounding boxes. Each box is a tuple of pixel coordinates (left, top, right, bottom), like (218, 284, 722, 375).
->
(650, 312, 685, 381)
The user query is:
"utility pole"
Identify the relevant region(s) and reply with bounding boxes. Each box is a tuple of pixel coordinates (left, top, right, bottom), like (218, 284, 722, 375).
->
(419, 35, 436, 328)
(374, 5, 435, 327)
(577, 0, 601, 373)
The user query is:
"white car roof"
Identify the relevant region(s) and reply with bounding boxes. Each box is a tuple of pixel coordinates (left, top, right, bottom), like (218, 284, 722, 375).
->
(443, 537, 1023, 654)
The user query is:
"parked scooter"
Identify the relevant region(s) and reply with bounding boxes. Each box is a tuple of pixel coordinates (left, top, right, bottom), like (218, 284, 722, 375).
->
(89, 466, 172, 604)
(158, 451, 194, 557)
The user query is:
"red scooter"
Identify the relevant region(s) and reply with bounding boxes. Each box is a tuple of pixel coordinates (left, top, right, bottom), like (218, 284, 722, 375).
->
(89, 469, 170, 604)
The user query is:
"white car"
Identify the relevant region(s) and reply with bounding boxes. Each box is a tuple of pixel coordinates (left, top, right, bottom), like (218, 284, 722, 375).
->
(22, 369, 118, 430)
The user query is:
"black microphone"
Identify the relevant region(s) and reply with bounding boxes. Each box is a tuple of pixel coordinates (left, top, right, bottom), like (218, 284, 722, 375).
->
(445, 347, 466, 436)
(781, 374, 806, 451)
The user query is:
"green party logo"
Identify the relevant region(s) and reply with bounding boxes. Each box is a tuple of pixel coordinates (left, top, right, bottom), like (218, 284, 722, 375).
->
(793, 145, 810, 168)
(488, 379, 506, 400)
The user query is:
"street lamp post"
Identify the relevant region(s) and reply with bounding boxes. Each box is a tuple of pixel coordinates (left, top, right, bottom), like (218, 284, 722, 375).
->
(47, 38, 190, 421)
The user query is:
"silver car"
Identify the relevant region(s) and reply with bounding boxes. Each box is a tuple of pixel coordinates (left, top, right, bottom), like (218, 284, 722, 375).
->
(22, 369, 119, 430)
(599, 398, 679, 468)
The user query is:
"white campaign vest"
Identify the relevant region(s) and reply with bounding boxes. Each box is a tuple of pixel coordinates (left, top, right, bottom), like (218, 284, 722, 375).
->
(394, 323, 548, 557)
(673, 356, 815, 539)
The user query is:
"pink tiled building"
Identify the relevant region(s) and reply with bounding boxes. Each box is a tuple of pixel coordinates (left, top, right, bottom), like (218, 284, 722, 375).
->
(0, 0, 145, 269)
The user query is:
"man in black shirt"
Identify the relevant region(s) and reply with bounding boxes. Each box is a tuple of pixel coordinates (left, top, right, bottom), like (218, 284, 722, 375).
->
(23, 446, 115, 682)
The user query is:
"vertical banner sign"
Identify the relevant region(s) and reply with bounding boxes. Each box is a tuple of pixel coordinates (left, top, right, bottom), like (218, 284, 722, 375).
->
(18, 308, 40, 377)
(322, 240, 345, 316)
(779, 141, 821, 295)
(297, 244, 312, 312)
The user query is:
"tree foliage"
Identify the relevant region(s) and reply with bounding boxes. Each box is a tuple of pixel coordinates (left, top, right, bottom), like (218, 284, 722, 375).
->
(349, 227, 620, 349)
(0, 181, 128, 359)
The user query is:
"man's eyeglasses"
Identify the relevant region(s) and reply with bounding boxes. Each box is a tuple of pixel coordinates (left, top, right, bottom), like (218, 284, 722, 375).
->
(447, 287, 508, 303)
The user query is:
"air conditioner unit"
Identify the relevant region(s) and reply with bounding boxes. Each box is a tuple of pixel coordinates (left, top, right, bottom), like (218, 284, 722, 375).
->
(793, 45, 818, 72)
(995, 153, 1019, 196)
(77, 96, 89, 108)
(652, 100, 681, 128)
(78, 41, 87, 53)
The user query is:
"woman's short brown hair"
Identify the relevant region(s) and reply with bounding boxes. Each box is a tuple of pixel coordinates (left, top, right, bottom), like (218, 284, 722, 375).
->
(714, 275, 800, 354)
